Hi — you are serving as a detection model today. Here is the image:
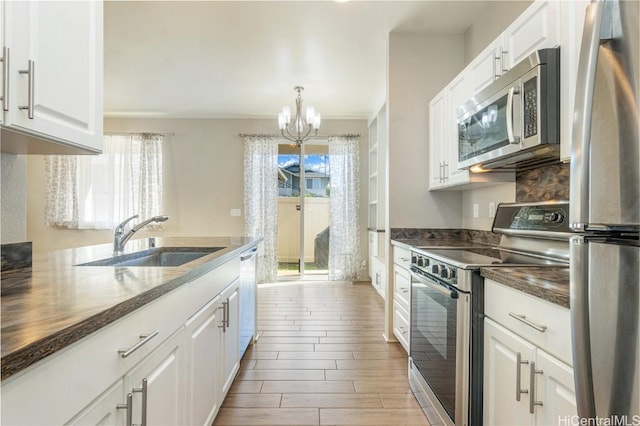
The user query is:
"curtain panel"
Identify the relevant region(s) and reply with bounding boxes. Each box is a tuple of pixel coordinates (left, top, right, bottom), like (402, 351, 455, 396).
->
(243, 135, 279, 283)
(328, 135, 362, 281)
(45, 133, 164, 230)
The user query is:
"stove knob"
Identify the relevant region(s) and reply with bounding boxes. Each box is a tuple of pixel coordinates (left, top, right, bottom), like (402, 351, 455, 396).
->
(417, 257, 425, 267)
(432, 264, 442, 274)
(442, 267, 456, 279)
(411, 255, 418, 264)
(549, 211, 564, 223)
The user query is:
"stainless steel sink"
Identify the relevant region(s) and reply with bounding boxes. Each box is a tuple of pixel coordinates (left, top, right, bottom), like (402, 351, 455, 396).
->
(77, 247, 224, 267)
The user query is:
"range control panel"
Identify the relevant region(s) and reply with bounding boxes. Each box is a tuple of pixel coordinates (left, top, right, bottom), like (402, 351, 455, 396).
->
(492, 201, 570, 234)
(411, 252, 458, 287)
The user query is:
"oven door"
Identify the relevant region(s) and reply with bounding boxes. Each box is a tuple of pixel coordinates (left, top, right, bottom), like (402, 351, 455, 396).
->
(410, 268, 470, 425)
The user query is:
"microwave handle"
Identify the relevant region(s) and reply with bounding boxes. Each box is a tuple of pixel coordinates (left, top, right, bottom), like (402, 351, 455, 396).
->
(506, 85, 521, 144)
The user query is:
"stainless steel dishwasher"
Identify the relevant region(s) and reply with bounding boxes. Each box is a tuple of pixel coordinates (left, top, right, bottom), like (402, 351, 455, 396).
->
(239, 246, 258, 357)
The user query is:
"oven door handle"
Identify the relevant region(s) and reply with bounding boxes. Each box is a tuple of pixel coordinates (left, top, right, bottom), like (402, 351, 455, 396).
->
(409, 270, 459, 299)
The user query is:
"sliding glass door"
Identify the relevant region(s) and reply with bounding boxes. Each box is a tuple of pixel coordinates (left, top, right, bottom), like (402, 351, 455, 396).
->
(277, 143, 330, 279)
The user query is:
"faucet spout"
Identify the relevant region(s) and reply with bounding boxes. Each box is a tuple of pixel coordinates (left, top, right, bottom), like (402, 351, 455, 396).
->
(113, 215, 169, 255)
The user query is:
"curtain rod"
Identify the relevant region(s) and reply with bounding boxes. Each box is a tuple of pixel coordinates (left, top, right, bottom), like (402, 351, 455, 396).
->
(238, 133, 360, 139)
(104, 132, 175, 136)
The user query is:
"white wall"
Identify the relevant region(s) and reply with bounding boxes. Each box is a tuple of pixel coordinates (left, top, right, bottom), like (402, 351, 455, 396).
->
(1, 153, 27, 243)
(26, 118, 369, 263)
(387, 32, 464, 229)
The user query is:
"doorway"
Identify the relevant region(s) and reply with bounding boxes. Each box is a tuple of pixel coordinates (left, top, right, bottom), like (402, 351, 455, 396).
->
(276, 143, 330, 279)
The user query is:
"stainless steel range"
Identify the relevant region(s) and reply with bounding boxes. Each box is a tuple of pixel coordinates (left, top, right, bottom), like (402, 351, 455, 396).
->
(408, 201, 571, 426)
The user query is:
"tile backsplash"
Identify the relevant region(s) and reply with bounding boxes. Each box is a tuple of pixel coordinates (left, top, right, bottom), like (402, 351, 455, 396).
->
(516, 163, 570, 202)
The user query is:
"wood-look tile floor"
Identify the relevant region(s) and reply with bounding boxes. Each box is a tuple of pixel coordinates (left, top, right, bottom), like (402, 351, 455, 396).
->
(213, 281, 430, 426)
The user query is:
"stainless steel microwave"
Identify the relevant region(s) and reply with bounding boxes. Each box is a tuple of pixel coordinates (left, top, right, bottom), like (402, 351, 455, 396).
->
(457, 48, 560, 171)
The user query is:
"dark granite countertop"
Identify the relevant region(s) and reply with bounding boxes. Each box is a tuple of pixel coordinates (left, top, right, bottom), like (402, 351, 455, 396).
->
(480, 267, 570, 308)
(391, 238, 495, 250)
(1, 236, 260, 380)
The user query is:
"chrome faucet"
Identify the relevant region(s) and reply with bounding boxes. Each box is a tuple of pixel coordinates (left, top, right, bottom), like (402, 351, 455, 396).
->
(113, 214, 169, 255)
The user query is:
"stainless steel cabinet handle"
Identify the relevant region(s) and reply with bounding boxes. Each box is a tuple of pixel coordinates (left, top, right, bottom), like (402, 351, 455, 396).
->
(506, 85, 521, 144)
(501, 50, 509, 73)
(509, 312, 548, 333)
(1, 47, 9, 111)
(443, 162, 449, 180)
(494, 55, 501, 79)
(132, 378, 148, 426)
(219, 301, 228, 332)
(240, 248, 258, 261)
(116, 393, 133, 426)
(516, 352, 529, 401)
(18, 60, 34, 119)
(225, 297, 231, 327)
(529, 361, 543, 413)
(118, 330, 160, 358)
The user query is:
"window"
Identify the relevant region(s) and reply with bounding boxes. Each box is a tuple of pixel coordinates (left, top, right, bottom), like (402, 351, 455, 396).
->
(306, 178, 314, 189)
(45, 133, 164, 229)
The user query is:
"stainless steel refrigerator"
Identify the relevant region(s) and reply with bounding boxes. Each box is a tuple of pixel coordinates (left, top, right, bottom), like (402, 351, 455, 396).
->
(570, 0, 639, 420)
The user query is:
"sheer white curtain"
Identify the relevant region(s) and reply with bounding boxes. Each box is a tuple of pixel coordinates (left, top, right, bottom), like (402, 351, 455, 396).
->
(243, 136, 279, 283)
(328, 135, 361, 280)
(45, 133, 164, 229)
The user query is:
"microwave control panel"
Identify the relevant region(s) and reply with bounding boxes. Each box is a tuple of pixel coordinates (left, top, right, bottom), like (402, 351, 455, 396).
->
(523, 77, 538, 138)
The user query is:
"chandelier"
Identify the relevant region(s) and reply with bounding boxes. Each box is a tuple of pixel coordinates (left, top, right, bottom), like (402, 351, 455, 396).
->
(277, 86, 321, 146)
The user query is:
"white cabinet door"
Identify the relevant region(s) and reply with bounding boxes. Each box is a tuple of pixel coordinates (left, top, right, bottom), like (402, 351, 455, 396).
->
(445, 73, 469, 186)
(502, 0, 559, 71)
(220, 280, 240, 396)
(534, 349, 577, 425)
(429, 88, 446, 190)
(125, 329, 187, 426)
(484, 318, 536, 426)
(468, 38, 502, 94)
(185, 296, 223, 426)
(65, 380, 125, 426)
(3, 0, 103, 151)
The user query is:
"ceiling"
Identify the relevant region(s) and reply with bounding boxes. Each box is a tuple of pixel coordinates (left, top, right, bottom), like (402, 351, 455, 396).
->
(104, 1, 491, 120)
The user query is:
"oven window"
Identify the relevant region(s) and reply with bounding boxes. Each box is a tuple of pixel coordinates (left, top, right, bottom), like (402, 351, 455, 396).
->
(411, 280, 458, 420)
(458, 94, 510, 161)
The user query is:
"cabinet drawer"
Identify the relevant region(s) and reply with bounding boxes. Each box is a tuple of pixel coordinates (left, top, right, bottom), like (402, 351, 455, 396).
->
(393, 246, 411, 270)
(484, 279, 572, 365)
(393, 301, 410, 353)
(393, 266, 410, 312)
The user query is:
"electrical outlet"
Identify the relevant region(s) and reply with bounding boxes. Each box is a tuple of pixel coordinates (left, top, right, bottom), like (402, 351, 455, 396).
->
(489, 202, 496, 218)
(473, 203, 479, 218)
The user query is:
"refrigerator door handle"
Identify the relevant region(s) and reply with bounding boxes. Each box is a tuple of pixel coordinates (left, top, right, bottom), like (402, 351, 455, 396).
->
(569, 0, 605, 231)
(570, 236, 596, 418)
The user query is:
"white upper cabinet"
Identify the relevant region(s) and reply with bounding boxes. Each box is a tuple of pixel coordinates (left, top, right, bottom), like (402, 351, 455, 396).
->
(467, 38, 503, 95)
(501, 0, 559, 71)
(1, 0, 103, 154)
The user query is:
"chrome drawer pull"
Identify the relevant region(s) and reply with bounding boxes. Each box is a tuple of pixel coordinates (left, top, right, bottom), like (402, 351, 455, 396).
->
(132, 378, 148, 426)
(516, 352, 529, 401)
(117, 393, 133, 426)
(18, 60, 34, 119)
(508, 312, 547, 333)
(118, 330, 160, 358)
(1, 47, 9, 111)
(529, 361, 544, 413)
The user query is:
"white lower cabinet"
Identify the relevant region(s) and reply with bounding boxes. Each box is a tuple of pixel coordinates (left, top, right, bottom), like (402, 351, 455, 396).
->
(220, 280, 240, 396)
(1, 255, 247, 426)
(392, 245, 411, 353)
(484, 279, 577, 425)
(185, 296, 223, 426)
(124, 329, 187, 426)
(66, 380, 126, 426)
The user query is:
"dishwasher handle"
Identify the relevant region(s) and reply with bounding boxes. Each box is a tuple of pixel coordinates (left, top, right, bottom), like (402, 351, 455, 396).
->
(240, 247, 258, 262)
